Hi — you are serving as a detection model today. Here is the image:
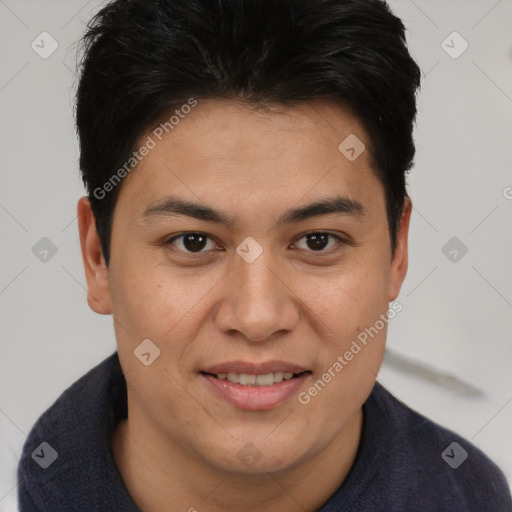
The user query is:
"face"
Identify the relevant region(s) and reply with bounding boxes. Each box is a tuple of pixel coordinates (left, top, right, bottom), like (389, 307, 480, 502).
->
(79, 98, 410, 475)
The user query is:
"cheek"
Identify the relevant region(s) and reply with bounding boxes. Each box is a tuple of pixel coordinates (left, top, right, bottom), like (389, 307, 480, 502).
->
(109, 258, 225, 346)
(295, 267, 390, 433)
(299, 258, 390, 345)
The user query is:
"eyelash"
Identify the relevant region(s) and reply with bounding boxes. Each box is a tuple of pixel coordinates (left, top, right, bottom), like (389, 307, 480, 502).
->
(162, 231, 347, 256)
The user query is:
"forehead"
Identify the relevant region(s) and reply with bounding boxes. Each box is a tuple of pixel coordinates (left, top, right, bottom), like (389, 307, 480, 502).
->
(149, 98, 368, 161)
(116, 98, 385, 226)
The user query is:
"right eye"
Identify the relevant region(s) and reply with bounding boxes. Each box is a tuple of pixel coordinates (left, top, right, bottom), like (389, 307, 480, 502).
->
(163, 232, 219, 255)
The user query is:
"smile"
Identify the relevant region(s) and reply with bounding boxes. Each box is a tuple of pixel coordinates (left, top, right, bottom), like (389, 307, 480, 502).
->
(206, 371, 307, 386)
(199, 362, 312, 410)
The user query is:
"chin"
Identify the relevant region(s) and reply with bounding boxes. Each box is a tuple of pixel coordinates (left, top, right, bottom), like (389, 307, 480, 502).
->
(201, 435, 308, 475)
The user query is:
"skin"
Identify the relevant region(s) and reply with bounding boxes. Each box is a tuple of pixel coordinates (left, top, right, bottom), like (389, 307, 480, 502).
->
(78, 98, 412, 512)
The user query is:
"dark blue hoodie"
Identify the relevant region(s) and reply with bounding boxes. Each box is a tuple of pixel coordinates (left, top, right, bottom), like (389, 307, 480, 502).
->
(17, 352, 512, 511)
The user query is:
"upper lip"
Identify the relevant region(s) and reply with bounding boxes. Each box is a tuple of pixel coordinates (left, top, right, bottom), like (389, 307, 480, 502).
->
(202, 360, 309, 375)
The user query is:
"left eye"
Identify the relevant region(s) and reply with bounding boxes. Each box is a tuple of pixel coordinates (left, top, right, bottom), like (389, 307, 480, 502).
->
(293, 232, 343, 252)
(164, 231, 343, 254)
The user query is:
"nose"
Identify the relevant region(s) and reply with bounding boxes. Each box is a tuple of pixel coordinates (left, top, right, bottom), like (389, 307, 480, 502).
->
(214, 249, 300, 343)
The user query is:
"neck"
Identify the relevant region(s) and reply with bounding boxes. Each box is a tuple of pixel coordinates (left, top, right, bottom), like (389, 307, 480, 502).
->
(111, 406, 363, 512)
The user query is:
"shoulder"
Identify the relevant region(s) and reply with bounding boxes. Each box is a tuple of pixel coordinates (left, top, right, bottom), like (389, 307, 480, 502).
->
(16, 352, 128, 511)
(368, 381, 512, 511)
(18, 351, 123, 445)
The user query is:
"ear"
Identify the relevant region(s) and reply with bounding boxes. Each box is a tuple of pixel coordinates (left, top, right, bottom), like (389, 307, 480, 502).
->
(77, 197, 112, 315)
(388, 197, 412, 302)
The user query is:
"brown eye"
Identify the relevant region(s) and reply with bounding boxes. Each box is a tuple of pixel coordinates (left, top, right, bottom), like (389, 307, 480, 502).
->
(294, 232, 344, 252)
(165, 232, 216, 253)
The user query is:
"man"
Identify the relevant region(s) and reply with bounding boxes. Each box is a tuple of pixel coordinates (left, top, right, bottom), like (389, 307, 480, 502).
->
(17, 0, 512, 510)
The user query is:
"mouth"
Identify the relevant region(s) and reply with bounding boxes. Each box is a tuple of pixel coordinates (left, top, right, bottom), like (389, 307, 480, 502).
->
(200, 370, 311, 387)
(199, 361, 312, 410)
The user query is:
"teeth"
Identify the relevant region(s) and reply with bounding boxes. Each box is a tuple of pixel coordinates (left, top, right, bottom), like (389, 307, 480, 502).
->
(215, 372, 298, 386)
(255, 373, 274, 386)
(239, 374, 256, 385)
(227, 373, 239, 384)
(273, 372, 284, 383)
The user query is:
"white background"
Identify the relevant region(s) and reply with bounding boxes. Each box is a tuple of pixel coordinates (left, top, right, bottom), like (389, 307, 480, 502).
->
(1, 0, 511, 510)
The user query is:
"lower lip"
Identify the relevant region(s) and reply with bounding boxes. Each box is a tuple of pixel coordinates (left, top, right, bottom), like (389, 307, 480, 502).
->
(201, 373, 311, 411)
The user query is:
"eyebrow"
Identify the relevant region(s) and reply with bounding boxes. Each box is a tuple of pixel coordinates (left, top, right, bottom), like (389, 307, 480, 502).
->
(141, 195, 366, 227)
